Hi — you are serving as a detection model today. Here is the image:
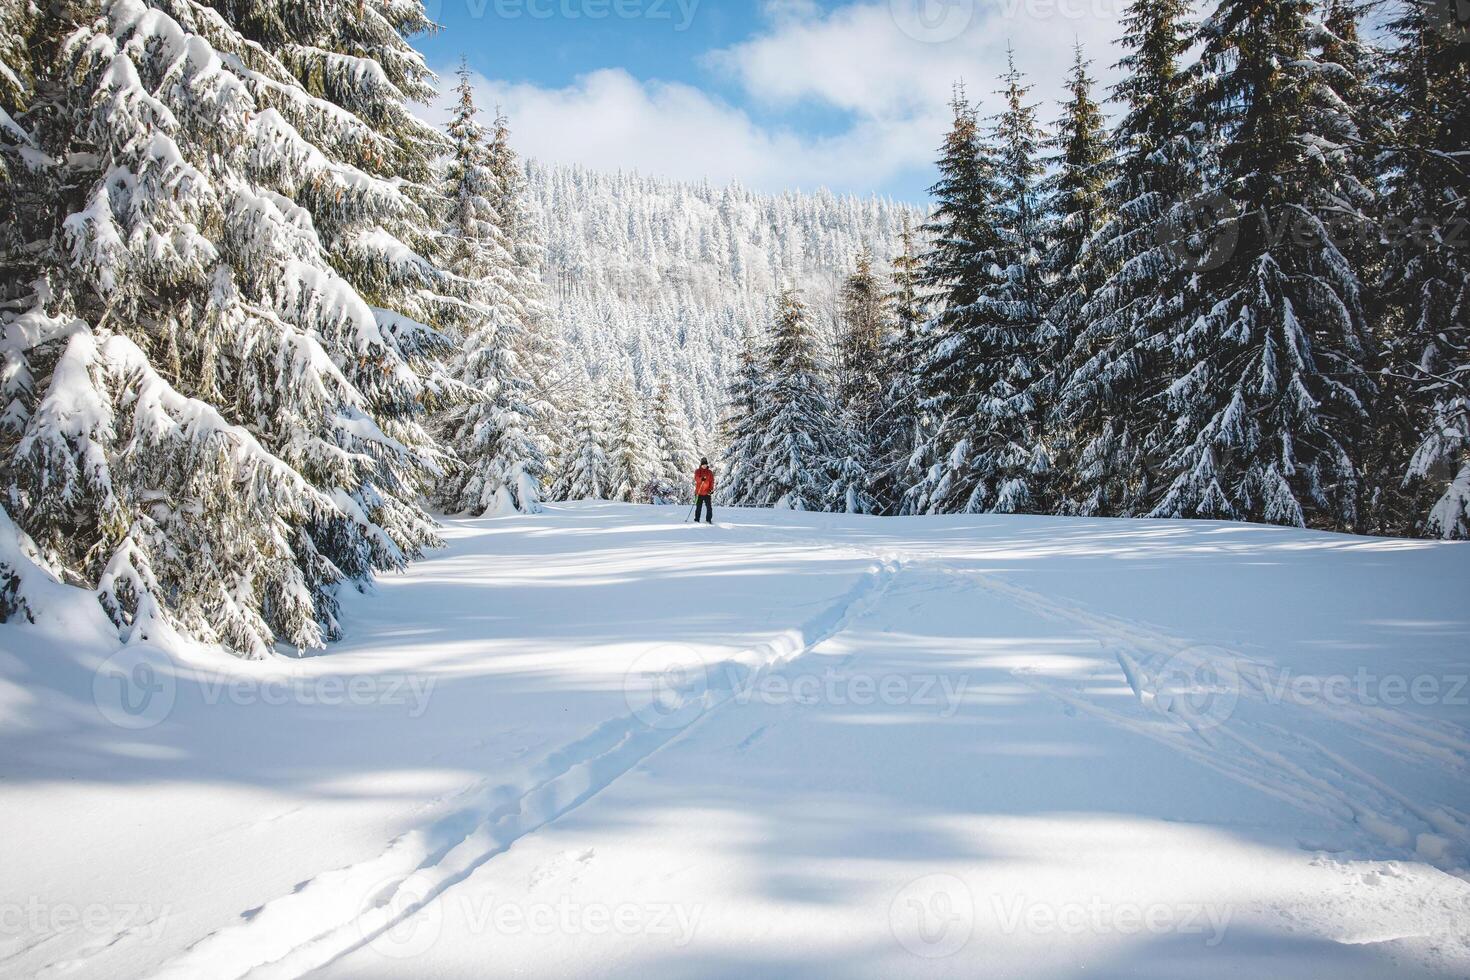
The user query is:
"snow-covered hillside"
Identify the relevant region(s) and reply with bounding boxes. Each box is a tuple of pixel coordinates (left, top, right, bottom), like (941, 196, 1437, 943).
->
(2, 505, 1467, 978)
(522, 163, 923, 433)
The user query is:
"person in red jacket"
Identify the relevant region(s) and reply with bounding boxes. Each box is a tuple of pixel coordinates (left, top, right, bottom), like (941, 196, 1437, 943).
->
(693, 459, 715, 524)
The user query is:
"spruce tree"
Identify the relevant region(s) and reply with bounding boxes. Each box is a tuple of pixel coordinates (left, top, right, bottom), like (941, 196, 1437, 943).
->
(1041, 44, 1112, 512)
(552, 382, 611, 501)
(903, 89, 1005, 514)
(830, 250, 886, 513)
(605, 372, 657, 503)
(1150, 0, 1375, 527)
(908, 60, 1051, 515)
(717, 328, 766, 507)
(835, 249, 889, 429)
(650, 378, 698, 502)
(871, 217, 927, 514)
(979, 55, 1052, 513)
(1, 0, 455, 654)
(1376, 0, 1470, 537)
(485, 108, 565, 462)
(752, 289, 844, 511)
(432, 67, 545, 517)
(1058, 0, 1197, 517)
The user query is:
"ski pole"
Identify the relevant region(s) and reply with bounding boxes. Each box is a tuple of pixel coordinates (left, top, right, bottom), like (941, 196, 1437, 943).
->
(684, 501, 696, 523)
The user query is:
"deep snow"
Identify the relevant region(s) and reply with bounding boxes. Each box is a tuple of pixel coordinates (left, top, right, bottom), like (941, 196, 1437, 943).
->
(2, 503, 1468, 978)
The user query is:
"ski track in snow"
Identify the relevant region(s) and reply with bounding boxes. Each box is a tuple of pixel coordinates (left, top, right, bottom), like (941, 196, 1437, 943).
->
(144, 560, 903, 980)
(12, 509, 1468, 977)
(746, 523, 1469, 871)
(932, 560, 1470, 872)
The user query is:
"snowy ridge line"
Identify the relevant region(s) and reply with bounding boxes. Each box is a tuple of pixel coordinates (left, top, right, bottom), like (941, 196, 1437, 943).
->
(936, 563, 1470, 871)
(143, 561, 901, 980)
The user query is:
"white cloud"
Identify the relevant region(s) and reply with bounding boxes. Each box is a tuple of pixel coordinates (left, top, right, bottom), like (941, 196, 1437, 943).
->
(708, 0, 1125, 122)
(437, 66, 940, 196)
(425, 0, 1129, 197)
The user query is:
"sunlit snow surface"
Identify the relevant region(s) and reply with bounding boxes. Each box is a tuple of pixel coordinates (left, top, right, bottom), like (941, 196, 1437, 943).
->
(2, 503, 1468, 978)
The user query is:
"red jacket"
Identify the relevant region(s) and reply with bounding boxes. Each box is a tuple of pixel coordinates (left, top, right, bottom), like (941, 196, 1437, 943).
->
(694, 466, 715, 496)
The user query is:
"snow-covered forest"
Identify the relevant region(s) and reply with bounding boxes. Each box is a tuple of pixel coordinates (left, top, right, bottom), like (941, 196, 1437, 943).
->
(719, 16, 1469, 540)
(1, 2, 1468, 976)
(523, 162, 919, 434)
(0, 0, 1466, 663)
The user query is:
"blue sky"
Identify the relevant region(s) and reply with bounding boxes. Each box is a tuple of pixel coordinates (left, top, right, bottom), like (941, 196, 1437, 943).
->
(411, 0, 1129, 202)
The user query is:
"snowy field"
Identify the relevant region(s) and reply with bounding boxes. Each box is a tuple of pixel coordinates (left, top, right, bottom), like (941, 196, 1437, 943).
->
(2, 502, 1468, 978)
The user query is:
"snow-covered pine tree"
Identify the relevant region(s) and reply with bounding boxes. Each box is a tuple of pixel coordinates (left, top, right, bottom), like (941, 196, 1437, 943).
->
(976, 55, 1052, 514)
(829, 250, 886, 513)
(907, 60, 1051, 515)
(432, 66, 545, 517)
(835, 250, 889, 427)
(486, 108, 566, 462)
(1040, 44, 1112, 512)
(551, 380, 611, 501)
(903, 89, 1005, 514)
(1376, 0, 1470, 538)
(1314, 0, 1382, 276)
(751, 289, 845, 511)
(0, 0, 37, 253)
(870, 216, 928, 514)
(1313, 0, 1397, 533)
(605, 372, 657, 503)
(717, 328, 766, 507)
(1149, 0, 1375, 528)
(650, 378, 698, 502)
(1, 0, 457, 655)
(1058, 0, 1197, 518)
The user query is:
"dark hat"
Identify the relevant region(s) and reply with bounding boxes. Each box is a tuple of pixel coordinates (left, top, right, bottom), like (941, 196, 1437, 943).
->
(700, 457, 709, 466)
